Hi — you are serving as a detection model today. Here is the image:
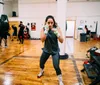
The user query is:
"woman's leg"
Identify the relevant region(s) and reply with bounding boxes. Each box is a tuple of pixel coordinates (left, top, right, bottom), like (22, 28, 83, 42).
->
(37, 51, 50, 78)
(52, 53, 64, 85)
(40, 52, 50, 69)
(0, 37, 2, 46)
(52, 53, 61, 75)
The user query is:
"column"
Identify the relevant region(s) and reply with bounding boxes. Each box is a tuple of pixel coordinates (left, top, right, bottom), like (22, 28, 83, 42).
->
(0, 0, 4, 16)
(57, 0, 68, 59)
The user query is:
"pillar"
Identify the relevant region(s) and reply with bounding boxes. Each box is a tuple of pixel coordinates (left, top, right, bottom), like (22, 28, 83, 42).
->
(0, 0, 4, 16)
(57, 0, 68, 59)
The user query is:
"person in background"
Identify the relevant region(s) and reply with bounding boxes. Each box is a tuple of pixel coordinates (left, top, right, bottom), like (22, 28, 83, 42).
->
(19, 21, 23, 28)
(26, 23, 31, 39)
(37, 15, 64, 85)
(11, 24, 17, 41)
(0, 15, 10, 47)
(84, 25, 91, 41)
(18, 21, 24, 44)
(84, 25, 90, 35)
(23, 26, 30, 39)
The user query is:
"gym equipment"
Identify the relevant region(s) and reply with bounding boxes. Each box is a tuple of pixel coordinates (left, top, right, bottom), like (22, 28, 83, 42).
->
(80, 33, 86, 42)
(81, 47, 100, 85)
(12, 11, 16, 17)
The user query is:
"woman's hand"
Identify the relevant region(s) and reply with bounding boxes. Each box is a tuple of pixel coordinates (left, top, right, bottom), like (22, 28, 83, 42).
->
(43, 25, 49, 35)
(52, 27, 63, 43)
(52, 28, 60, 38)
(40, 25, 49, 42)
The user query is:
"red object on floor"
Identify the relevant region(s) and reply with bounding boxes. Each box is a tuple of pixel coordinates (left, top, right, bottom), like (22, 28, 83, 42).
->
(84, 60, 89, 64)
(20, 36, 22, 38)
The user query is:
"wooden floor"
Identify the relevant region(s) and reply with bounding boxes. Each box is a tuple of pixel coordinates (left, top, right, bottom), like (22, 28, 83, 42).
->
(0, 38, 100, 85)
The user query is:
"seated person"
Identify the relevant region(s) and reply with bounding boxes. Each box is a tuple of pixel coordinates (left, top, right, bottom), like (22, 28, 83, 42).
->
(84, 25, 90, 35)
(84, 25, 91, 40)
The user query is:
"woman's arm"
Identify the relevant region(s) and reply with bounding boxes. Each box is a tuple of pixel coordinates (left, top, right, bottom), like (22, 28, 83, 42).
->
(40, 28, 47, 42)
(57, 28, 64, 43)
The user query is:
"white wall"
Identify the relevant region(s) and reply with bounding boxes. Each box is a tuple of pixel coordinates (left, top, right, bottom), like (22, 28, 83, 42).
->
(12, 0, 18, 17)
(0, 4, 3, 16)
(67, 2, 100, 38)
(7, 1, 100, 38)
(66, 21, 75, 37)
(18, 1, 57, 38)
(67, 2, 100, 17)
(3, 0, 18, 17)
(3, 1, 12, 17)
(0, 0, 3, 16)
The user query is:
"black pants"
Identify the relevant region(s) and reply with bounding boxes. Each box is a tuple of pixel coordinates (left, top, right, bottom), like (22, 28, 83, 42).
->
(0, 33, 7, 46)
(18, 35, 24, 44)
(40, 51, 61, 75)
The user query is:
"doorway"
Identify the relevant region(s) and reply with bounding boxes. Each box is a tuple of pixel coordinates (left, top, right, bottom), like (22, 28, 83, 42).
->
(65, 20, 76, 54)
(66, 20, 75, 38)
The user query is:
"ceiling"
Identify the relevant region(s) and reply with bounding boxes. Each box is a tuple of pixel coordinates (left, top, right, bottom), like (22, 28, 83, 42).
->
(3, 0, 100, 2)
(68, 0, 100, 2)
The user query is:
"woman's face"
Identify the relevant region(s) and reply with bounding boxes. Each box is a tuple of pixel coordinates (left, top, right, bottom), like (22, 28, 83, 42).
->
(46, 18, 54, 29)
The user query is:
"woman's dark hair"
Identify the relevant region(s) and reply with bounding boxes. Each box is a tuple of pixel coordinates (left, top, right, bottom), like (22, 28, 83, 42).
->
(45, 15, 57, 28)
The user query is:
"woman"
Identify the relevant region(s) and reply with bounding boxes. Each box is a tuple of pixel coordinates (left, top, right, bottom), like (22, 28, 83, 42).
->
(37, 15, 64, 85)
(18, 23, 24, 44)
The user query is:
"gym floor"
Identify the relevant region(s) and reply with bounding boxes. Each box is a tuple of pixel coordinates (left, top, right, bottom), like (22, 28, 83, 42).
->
(0, 38, 100, 85)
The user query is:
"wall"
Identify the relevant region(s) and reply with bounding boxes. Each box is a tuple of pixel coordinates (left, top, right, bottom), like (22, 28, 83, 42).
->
(67, 2, 100, 39)
(0, 0, 3, 16)
(3, 1, 12, 17)
(3, 0, 18, 17)
(67, 2, 100, 17)
(12, 0, 18, 17)
(7, 1, 100, 38)
(0, 4, 3, 16)
(76, 17, 100, 37)
(18, 1, 57, 38)
(18, 1, 100, 38)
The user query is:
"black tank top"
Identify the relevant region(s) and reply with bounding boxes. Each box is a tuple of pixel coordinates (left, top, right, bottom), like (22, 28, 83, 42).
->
(42, 29, 60, 54)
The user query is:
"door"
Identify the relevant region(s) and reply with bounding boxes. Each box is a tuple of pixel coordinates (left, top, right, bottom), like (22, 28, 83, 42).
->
(65, 20, 75, 54)
(66, 21, 75, 38)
